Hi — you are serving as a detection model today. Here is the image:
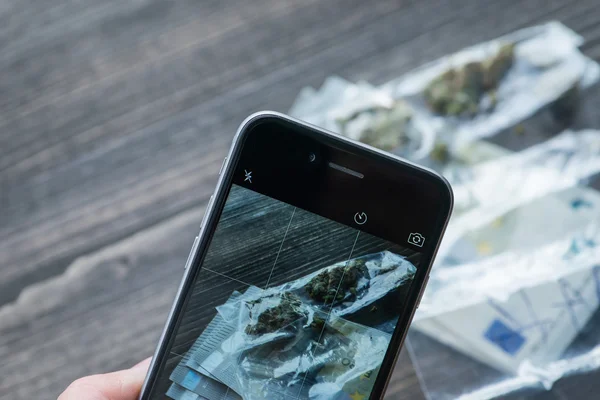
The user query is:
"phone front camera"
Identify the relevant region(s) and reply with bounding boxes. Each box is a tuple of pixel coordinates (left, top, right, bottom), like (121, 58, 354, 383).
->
(308, 152, 317, 163)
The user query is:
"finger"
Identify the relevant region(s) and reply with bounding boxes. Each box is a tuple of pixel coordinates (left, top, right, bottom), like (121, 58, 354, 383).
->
(58, 358, 151, 400)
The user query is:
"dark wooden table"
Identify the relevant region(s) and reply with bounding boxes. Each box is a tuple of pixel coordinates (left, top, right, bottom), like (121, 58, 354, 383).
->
(1, 1, 600, 399)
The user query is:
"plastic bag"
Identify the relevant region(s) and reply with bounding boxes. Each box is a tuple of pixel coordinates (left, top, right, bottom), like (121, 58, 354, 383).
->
(381, 21, 600, 150)
(170, 252, 416, 400)
(221, 301, 390, 400)
(407, 130, 600, 399)
(211, 251, 415, 399)
(409, 226, 600, 398)
(438, 130, 600, 262)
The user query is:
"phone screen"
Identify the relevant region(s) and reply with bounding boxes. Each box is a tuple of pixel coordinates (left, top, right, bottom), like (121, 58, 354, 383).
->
(144, 115, 452, 400)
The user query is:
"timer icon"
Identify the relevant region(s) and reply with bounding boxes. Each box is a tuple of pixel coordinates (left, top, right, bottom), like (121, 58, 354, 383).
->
(354, 212, 368, 225)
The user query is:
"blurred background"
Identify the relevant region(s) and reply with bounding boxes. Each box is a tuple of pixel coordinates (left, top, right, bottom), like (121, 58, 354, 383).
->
(1, 1, 600, 399)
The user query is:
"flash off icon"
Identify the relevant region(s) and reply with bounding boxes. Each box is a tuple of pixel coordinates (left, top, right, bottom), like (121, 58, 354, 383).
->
(244, 170, 252, 183)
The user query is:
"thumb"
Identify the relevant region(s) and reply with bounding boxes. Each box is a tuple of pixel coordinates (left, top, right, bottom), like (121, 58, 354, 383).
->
(58, 358, 152, 400)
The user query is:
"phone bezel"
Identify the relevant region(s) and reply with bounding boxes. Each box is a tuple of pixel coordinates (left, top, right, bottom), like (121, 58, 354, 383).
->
(139, 111, 453, 400)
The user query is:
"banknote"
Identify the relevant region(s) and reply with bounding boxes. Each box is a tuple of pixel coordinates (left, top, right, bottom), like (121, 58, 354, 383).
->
(166, 382, 208, 400)
(170, 363, 241, 400)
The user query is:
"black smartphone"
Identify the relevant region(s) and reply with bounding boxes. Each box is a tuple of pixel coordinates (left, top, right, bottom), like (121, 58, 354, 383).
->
(139, 112, 453, 400)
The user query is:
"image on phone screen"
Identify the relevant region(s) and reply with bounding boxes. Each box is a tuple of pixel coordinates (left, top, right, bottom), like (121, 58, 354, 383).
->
(150, 183, 424, 400)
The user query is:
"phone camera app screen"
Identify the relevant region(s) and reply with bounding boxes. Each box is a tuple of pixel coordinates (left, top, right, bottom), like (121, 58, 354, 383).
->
(151, 185, 423, 400)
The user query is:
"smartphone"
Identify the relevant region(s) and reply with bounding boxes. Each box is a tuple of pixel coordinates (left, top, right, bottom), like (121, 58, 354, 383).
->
(139, 112, 453, 400)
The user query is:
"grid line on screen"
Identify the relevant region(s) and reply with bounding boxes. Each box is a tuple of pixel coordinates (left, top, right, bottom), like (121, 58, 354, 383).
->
(201, 267, 255, 288)
(265, 207, 297, 289)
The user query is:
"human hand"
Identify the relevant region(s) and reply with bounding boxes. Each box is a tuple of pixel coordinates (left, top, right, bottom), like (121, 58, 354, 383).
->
(58, 358, 151, 400)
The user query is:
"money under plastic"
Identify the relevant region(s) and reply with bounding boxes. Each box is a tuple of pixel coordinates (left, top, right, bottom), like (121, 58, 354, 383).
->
(172, 252, 415, 400)
(415, 222, 600, 374)
(170, 363, 241, 400)
(167, 383, 208, 400)
(408, 132, 600, 398)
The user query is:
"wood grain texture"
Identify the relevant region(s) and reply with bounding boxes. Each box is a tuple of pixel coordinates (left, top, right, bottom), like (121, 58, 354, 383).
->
(1, 0, 600, 399)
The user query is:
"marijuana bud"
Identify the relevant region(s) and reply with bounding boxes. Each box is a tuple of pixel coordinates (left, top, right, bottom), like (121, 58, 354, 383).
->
(305, 259, 369, 304)
(424, 42, 515, 117)
(245, 292, 306, 335)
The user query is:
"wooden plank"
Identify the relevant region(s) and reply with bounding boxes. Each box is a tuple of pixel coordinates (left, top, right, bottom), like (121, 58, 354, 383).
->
(0, 0, 248, 116)
(354, 0, 599, 85)
(0, 0, 456, 306)
(0, 0, 413, 174)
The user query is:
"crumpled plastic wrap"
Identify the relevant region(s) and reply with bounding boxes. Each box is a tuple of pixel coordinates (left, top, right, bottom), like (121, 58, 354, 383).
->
(406, 132, 600, 399)
(408, 184, 600, 398)
(381, 21, 600, 150)
(438, 131, 600, 262)
(167, 252, 416, 400)
(218, 302, 390, 400)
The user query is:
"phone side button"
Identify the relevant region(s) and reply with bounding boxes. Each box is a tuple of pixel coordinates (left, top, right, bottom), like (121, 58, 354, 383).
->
(219, 157, 228, 175)
(416, 274, 430, 309)
(184, 236, 200, 270)
(200, 195, 214, 228)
